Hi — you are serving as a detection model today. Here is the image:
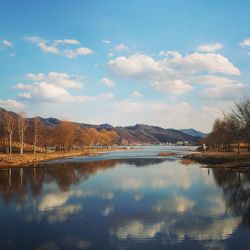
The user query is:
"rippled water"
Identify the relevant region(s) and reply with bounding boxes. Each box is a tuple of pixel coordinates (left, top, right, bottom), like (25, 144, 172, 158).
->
(0, 146, 250, 250)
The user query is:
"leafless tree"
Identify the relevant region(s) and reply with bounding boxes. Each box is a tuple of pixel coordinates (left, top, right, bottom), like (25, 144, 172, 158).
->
(17, 112, 28, 154)
(3, 111, 16, 154)
(33, 117, 41, 154)
(233, 98, 250, 151)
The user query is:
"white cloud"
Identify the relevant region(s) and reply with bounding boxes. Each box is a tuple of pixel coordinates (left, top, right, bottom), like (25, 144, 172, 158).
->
(191, 75, 236, 86)
(240, 38, 250, 47)
(2, 39, 12, 47)
(151, 80, 193, 94)
(166, 52, 240, 75)
(38, 42, 59, 54)
(131, 91, 143, 98)
(114, 43, 129, 52)
(201, 82, 246, 99)
(102, 40, 111, 44)
(108, 54, 162, 79)
(18, 93, 31, 99)
(14, 72, 114, 104)
(197, 43, 223, 53)
(14, 83, 33, 90)
(19, 82, 75, 103)
(0, 99, 26, 111)
(63, 47, 93, 58)
(54, 39, 80, 45)
(25, 36, 44, 43)
(26, 72, 84, 89)
(159, 50, 182, 59)
(26, 36, 93, 58)
(108, 51, 241, 96)
(100, 77, 115, 87)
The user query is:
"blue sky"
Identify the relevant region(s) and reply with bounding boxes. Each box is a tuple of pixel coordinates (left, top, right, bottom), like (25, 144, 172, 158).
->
(1, 0, 250, 132)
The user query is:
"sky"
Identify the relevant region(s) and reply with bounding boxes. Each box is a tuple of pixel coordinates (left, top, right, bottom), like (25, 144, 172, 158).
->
(0, 0, 250, 132)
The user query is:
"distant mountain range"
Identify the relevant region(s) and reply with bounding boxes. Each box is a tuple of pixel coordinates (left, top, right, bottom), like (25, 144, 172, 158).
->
(177, 128, 207, 138)
(0, 107, 206, 145)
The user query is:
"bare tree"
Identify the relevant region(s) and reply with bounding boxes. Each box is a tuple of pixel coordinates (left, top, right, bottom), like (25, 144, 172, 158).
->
(224, 114, 243, 155)
(3, 111, 16, 154)
(17, 112, 28, 154)
(33, 117, 41, 154)
(233, 98, 250, 151)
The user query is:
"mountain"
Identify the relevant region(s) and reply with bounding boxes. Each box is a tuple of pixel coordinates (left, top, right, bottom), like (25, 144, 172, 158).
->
(178, 128, 207, 138)
(114, 124, 201, 144)
(0, 107, 204, 144)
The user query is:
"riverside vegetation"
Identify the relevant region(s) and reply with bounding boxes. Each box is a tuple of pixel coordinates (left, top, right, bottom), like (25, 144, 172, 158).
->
(185, 97, 250, 168)
(0, 110, 119, 167)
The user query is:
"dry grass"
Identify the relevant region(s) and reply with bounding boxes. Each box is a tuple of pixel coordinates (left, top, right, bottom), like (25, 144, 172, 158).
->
(158, 152, 177, 156)
(183, 151, 250, 169)
(0, 148, 121, 168)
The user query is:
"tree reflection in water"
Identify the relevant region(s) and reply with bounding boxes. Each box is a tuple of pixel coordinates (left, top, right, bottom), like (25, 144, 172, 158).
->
(0, 158, 168, 205)
(212, 168, 250, 226)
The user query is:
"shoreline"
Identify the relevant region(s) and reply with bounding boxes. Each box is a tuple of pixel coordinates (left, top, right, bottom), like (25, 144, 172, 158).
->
(183, 151, 250, 170)
(0, 148, 123, 168)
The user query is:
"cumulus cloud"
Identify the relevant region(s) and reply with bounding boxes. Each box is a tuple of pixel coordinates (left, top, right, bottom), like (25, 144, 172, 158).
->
(197, 43, 223, 52)
(109, 54, 162, 79)
(201, 82, 245, 99)
(38, 42, 59, 54)
(114, 43, 129, 52)
(240, 38, 250, 47)
(108, 51, 242, 97)
(63, 47, 93, 58)
(25, 36, 93, 58)
(166, 52, 240, 75)
(14, 72, 114, 103)
(151, 80, 193, 94)
(24, 72, 84, 89)
(100, 77, 115, 87)
(0, 99, 26, 111)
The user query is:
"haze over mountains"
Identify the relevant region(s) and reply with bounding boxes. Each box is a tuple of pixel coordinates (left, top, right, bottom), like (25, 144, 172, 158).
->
(0, 107, 205, 145)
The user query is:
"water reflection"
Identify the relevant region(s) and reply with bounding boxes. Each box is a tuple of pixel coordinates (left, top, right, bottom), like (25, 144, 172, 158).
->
(212, 169, 250, 226)
(1, 151, 250, 250)
(0, 158, 169, 204)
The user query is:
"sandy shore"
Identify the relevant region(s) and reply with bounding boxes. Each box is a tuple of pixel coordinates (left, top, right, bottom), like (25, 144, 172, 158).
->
(0, 148, 121, 168)
(183, 151, 250, 170)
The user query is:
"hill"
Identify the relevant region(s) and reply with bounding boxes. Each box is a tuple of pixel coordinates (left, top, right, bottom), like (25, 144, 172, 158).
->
(177, 128, 207, 138)
(0, 107, 204, 145)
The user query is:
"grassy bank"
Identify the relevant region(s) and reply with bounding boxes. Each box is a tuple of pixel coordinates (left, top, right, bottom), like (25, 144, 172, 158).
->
(184, 151, 250, 169)
(0, 148, 121, 168)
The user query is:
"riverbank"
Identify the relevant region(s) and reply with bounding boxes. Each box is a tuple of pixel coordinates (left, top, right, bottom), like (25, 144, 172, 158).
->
(0, 148, 122, 168)
(183, 151, 250, 170)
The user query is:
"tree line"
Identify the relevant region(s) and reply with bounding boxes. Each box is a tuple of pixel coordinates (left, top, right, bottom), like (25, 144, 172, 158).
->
(0, 110, 120, 155)
(202, 97, 250, 155)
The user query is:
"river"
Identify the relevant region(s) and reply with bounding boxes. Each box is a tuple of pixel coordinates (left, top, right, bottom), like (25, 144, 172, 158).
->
(0, 146, 250, 250)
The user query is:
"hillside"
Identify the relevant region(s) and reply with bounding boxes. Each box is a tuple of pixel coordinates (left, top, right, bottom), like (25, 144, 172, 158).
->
(177, 128, 207, 138)
(0, 107, 203, 145)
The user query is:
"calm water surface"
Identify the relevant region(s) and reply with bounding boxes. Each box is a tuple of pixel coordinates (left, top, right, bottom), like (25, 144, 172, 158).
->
(0, 146, 250, 250)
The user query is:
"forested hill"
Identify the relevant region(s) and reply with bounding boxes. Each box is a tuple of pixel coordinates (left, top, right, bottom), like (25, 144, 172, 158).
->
(0, 107, 204, 144)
